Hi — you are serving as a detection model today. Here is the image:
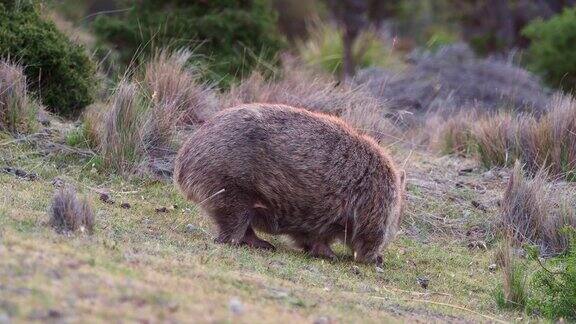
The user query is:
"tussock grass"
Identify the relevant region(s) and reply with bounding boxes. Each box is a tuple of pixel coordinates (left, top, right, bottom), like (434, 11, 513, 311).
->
(501, 162, 575, 255)
(49, 185, 94, 234)
(431, 94, 576, 180)
(0, 60, 40, 134)
(97, 49, 216, 176)
(494, 237, 528, 310)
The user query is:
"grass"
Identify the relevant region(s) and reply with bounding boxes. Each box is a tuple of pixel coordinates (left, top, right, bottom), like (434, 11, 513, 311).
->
(0, 60, 40, 134)
(429, 94, 576, 181)
(0, 135, 533, 322)
(296, 21, 405, 76)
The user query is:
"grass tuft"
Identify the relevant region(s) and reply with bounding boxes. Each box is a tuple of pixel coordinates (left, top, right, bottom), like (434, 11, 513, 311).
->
(49, 185, 94, 234)
(0, 59, 40, 134)
(501, 162, 575, 255)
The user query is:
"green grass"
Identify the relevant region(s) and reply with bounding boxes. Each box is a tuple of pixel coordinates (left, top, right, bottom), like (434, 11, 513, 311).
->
(0, 138, 533, 322)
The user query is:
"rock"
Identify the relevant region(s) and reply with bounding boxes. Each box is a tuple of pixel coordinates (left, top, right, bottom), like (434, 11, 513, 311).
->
(229, 297, 244, 315)
(416, 277, 429, 289)
(375, 266, 385, 273)
(155, 207, 168, 213)
(351, 265, 362, 276)
(488, 263, 497, 272)
(120, 202, 131, 209)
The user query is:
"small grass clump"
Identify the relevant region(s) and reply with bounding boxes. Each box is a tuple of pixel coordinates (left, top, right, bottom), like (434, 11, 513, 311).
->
(49, 185, 94, 234)
(0, 60, 40, 134)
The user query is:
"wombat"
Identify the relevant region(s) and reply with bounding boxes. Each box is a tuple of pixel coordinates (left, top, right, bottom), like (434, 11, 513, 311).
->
(174, 103, 405, 264)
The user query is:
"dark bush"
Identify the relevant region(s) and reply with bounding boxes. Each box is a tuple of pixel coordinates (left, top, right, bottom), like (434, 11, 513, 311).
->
(92, 0, 284, 86)
(0, 1, 96, 116)
(523, 7, 576, 92)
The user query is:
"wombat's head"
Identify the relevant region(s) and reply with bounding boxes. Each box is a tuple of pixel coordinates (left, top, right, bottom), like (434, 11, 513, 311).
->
(353, 169, 407, 266)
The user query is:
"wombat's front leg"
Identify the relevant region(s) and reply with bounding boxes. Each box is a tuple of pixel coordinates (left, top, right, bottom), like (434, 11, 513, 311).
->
(213, 208, 253, 245)
(293, 235, 336, 260)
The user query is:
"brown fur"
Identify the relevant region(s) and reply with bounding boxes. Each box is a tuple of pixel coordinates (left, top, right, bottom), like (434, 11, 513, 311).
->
(174, 104, 405, 264)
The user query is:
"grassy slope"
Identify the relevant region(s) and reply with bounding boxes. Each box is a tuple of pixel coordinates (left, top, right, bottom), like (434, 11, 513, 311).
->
(0, 136, 535, 323)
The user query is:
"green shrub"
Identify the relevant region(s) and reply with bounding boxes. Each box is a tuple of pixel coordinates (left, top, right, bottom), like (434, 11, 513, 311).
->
(527, 228, 576, 320)
(523, 8, 576, 91)
(92, 0, 283, 86)
(0, 1, 97, 116)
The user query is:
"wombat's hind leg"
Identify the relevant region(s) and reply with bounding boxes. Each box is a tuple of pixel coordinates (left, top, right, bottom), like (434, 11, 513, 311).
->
(240, 227, 275, 250)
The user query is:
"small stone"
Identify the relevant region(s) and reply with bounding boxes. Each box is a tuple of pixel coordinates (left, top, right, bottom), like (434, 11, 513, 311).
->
(229, 297, 244, 315)
(488, 263, 497, 272)
(185, 224, 197, 233)
(120, 202, 131, 209)
(314, 316, 331, 324)
(375, 266, 385, 273)
(417, 277, 429, 289)
(351, 265, 361, 275)
(155, 207, 168, 213)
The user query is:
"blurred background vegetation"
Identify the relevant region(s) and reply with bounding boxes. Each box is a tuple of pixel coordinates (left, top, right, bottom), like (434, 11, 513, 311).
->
(1, 0, 575, 116)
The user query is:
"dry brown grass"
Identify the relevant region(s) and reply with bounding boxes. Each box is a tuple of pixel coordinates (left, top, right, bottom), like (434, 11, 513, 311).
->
(0, 60, 40, 134)
(501, 162, 575, 255)
(49, 185, 94, 234)
(430, 94, 576, 180)
(98, 49, 216, 175)
(494, 235, 528, 310)
(222, 61, 397, 140)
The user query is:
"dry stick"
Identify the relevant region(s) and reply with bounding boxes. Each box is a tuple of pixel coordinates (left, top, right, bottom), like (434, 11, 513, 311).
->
(372, 296, 508, 324)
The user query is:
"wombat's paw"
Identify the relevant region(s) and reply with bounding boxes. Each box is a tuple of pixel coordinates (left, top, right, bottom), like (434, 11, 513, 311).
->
(307, 243, 337, 261)
(375, 255, 384, 266)
(241, 236, 276, 250)
(214, 235, 239, 246)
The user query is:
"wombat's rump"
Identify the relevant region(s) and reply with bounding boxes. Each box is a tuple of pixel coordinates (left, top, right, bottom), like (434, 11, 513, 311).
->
(174, 103, 405, 263)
